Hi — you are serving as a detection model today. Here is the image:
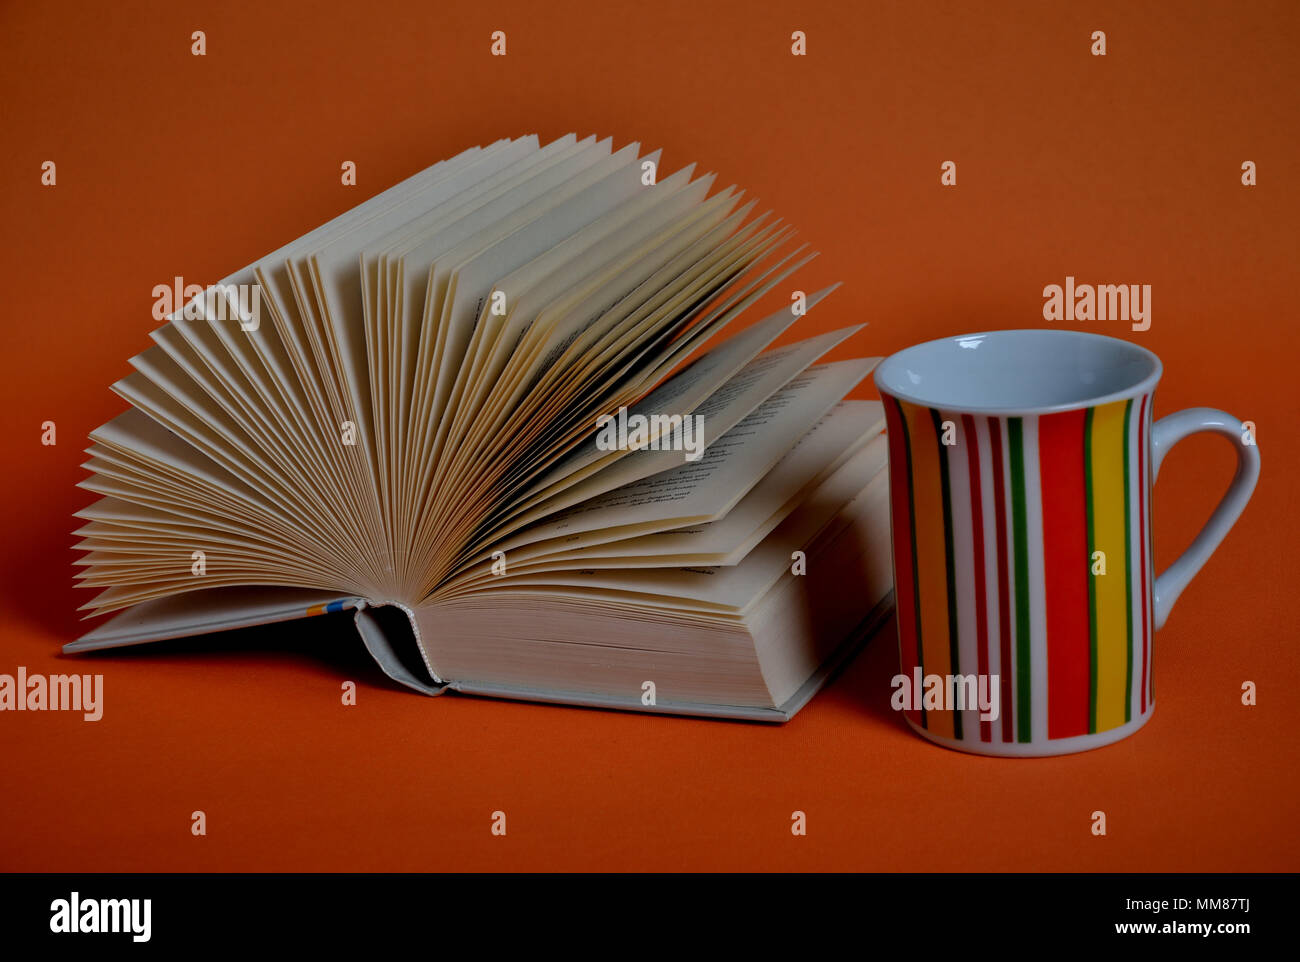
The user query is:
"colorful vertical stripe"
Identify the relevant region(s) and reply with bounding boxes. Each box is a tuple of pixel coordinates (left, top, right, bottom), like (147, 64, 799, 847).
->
(1088, 401, 1131, 731)
(961, 414, 992, 742)
(883, 397, 922, 728)
(1139, 395, 1154, 709)
(1040, 409, 1089, 739)
(932, 409, 964, 740)
(1007, 417, 1033, 743)
(904, 403, 955, 738)
(989, 419, 1014, 742)
(884, 394, 1155, 744)
(1121, 401, 1134, 724)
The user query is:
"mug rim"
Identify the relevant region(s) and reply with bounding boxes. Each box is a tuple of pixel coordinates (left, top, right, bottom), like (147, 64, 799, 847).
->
(874, 329, 1164, 416)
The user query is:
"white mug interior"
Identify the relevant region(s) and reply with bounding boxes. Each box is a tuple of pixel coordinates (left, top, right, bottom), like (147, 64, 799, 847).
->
(874, 329, 1162, 414)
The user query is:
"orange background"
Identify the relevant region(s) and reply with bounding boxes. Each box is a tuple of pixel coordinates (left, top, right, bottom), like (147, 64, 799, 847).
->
(1, 0, 1296, 871)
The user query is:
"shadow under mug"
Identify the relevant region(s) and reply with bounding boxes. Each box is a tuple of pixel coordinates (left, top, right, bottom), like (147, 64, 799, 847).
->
(874, 330, 1260, 757)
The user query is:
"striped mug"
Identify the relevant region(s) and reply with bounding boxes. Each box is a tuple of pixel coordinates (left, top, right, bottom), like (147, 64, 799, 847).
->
(875, 330, 1259, 756)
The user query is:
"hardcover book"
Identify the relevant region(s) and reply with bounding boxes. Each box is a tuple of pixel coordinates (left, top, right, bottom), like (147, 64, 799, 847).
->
(68, 134, 894, 720)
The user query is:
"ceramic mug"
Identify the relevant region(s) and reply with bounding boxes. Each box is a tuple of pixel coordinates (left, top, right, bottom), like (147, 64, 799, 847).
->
(874, 330, 1259, 756)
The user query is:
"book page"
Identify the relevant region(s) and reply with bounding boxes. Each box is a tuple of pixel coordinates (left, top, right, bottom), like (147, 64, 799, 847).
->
(433, 168, 720, 479)
(412, 143, 653, 458)
(469, 440, 889, 614)
(487, 340, 874, 550)
(486, 358, 877, 553)
(501, 403, 886, 571)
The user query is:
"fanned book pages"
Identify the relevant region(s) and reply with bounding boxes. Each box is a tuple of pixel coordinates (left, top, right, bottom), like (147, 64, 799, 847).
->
(68, 133, 894, 721)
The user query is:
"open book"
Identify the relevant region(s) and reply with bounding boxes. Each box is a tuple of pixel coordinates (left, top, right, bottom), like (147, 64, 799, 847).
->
(68, 134, 893, 721)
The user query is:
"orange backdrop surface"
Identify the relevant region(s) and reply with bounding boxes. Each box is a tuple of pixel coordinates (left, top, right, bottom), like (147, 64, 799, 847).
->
(1, 0, 1297, 871)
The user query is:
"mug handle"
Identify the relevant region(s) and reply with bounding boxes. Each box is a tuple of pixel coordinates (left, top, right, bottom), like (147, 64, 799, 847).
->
(1150, 407, 1261, 630)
